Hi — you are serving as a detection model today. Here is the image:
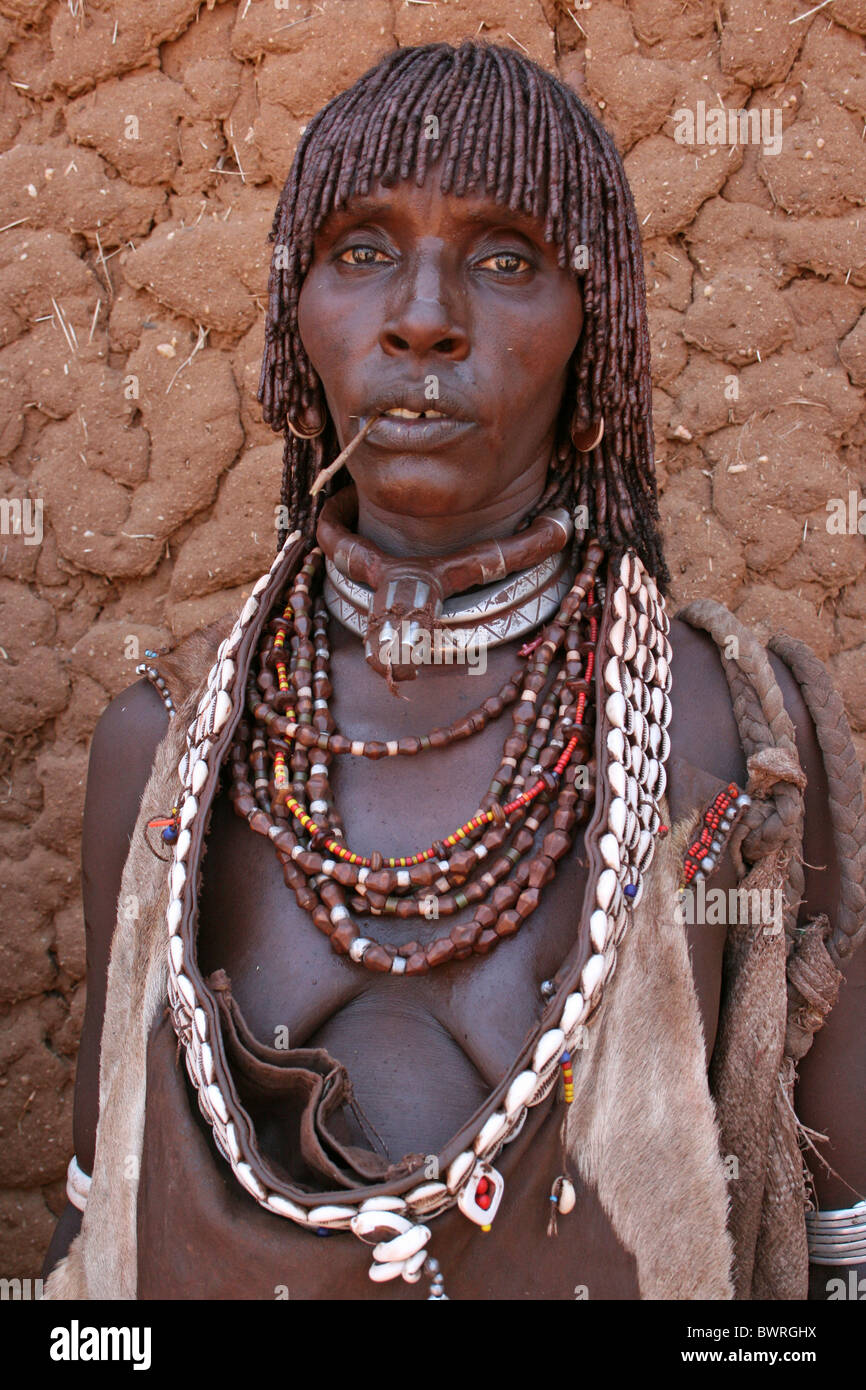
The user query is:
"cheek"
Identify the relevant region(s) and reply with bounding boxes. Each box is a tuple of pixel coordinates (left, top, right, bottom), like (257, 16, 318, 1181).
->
(502, 303, 582, 415)
(296, 277, 324, 371)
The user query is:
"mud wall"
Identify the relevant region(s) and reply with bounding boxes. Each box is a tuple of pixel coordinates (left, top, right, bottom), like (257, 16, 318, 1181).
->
(0, 0, 864, 1277)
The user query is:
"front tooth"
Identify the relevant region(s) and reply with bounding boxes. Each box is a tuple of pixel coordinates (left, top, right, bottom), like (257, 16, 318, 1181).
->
(387, 407, 422, 418)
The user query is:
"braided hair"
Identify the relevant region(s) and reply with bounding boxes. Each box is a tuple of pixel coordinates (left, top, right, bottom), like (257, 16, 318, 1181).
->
(258, 39, 669, 588)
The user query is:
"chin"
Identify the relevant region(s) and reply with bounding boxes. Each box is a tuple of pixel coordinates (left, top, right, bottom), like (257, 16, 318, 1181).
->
(350, 458, 489, 518)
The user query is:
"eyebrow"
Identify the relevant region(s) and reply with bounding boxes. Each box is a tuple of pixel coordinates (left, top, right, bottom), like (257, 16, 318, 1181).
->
(319, 197, 548, 243)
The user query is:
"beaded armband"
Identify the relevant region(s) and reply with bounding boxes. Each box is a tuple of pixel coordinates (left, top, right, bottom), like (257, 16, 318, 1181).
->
(682, 782, 751, 885)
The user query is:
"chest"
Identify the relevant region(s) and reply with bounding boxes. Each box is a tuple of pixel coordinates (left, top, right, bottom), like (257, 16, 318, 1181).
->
(195, 627, 728, 1159)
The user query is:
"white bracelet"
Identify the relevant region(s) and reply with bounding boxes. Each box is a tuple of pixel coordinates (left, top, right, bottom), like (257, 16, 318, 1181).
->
(66, 1153, 91, 1213)
(806, 1200, 866, 1265)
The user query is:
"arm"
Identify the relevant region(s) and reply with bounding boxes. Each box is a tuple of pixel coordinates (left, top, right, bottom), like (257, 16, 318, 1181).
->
(42, 678, 171, 1278)
(767, 653, 866, 1300)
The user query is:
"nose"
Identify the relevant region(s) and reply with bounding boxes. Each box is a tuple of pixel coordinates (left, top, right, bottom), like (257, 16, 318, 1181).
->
(379, 252, 470, 362)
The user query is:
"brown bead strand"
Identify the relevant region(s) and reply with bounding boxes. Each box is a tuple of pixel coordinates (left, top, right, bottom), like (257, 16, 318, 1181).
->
(226, 540, 605, 973)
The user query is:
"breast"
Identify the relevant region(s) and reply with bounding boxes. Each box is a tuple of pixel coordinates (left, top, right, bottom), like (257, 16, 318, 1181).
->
(196, 763, 592, 1160)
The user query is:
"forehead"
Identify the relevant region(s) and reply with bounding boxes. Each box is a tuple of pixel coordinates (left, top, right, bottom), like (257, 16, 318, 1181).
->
(313, 172, 555, 248)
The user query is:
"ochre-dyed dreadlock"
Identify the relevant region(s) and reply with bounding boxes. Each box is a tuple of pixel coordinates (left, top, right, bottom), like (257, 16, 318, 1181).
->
(258, 39, 669, 589)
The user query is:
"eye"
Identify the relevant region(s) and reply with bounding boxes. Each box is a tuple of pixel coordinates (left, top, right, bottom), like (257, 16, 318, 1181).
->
(337, 244, 391, 267)
(476, 250, 533, 274)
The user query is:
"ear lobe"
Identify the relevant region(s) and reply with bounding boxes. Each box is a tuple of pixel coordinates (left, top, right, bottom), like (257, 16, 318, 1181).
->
(571, 418, 605, 452)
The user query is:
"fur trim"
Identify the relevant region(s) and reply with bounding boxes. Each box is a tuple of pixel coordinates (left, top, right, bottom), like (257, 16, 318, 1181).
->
(565, 808, 735, 1299)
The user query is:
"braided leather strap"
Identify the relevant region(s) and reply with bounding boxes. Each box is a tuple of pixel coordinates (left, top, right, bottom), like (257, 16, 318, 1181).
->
(767, 631, 866, 968)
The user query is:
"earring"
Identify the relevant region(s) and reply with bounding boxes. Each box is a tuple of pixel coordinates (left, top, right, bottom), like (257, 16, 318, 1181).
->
(571, 417, 605, 452)
(288, 413, 325, 439)
(287, 394, 326, 439)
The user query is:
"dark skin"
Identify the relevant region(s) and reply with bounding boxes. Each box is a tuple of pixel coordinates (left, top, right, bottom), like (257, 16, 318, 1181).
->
(45, 175, 865, 1297)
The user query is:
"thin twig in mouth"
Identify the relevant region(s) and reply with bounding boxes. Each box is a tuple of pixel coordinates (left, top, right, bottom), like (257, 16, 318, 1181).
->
(309, 414, 382, 497)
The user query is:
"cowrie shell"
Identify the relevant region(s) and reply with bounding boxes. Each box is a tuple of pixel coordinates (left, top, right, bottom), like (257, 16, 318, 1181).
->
(581, 953, 606, 997)
(610, 618, 637, 661)
(191, 759, 208, 794)
(401, 1249, 428, 1282)
(604, 656, 623, 693)
(266, 1193, 308, 1221)
(219, 659, 236, 690)
(351, 1210, 411, 1240)
(533, 1028, 565, 1073)
(606, 692, 627, 729)
(213, 689, 232, 733)
(599, 833, 621, 871)
(309, 1205, 355, 1229)
(505, 1070, 538, 1116)
(236, 1162, 267, 1201)
(368, 1261, 404, 1283)
(590, 908, 610, 952)
(446, 1150, 475, 1193)
(373, 1225, 431, 1264)
(240, 595, 258, 625)
(206, 1083, 228, 1123)
(636, 829, 654, 870)
(606, 728, 626, 762)
(613, 586, 632, 620)
(596, 868, 618, 912)
(557, 1178, 577, 1215)
(608, 797, 627, 840)
(474, 1111, 508, 1154)
(224, 1122, 241, 1162)
(561, 991, 586, 1033)
(359, 1196, 408, 1214)
(608, 762, 627, 799)
(406, 1183, 448, 1214)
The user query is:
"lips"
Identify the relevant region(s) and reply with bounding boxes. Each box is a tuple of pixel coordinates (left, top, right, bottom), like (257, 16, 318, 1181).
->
(365, 412, 476, 451)
(360, 390, 476, 452)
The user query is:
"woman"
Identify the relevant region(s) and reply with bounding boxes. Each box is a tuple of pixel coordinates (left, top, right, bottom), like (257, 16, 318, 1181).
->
(44, 40, 866, 1300)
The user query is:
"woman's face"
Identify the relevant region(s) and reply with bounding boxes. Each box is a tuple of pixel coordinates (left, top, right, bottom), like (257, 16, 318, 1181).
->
(297, 169, 583, 549)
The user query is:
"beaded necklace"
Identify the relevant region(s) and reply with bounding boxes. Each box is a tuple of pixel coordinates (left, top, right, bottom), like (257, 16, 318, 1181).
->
(159, 530, 675, 1298)
(226, 537, 606, 974)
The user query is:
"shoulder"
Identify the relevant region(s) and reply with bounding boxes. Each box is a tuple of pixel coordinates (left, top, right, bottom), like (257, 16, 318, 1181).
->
(89, 675, 172, 770)
(666, 612, 824, 792)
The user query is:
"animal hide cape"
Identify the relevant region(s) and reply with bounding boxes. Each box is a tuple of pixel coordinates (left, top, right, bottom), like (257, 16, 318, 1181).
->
(44, 599, 819, 1302)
